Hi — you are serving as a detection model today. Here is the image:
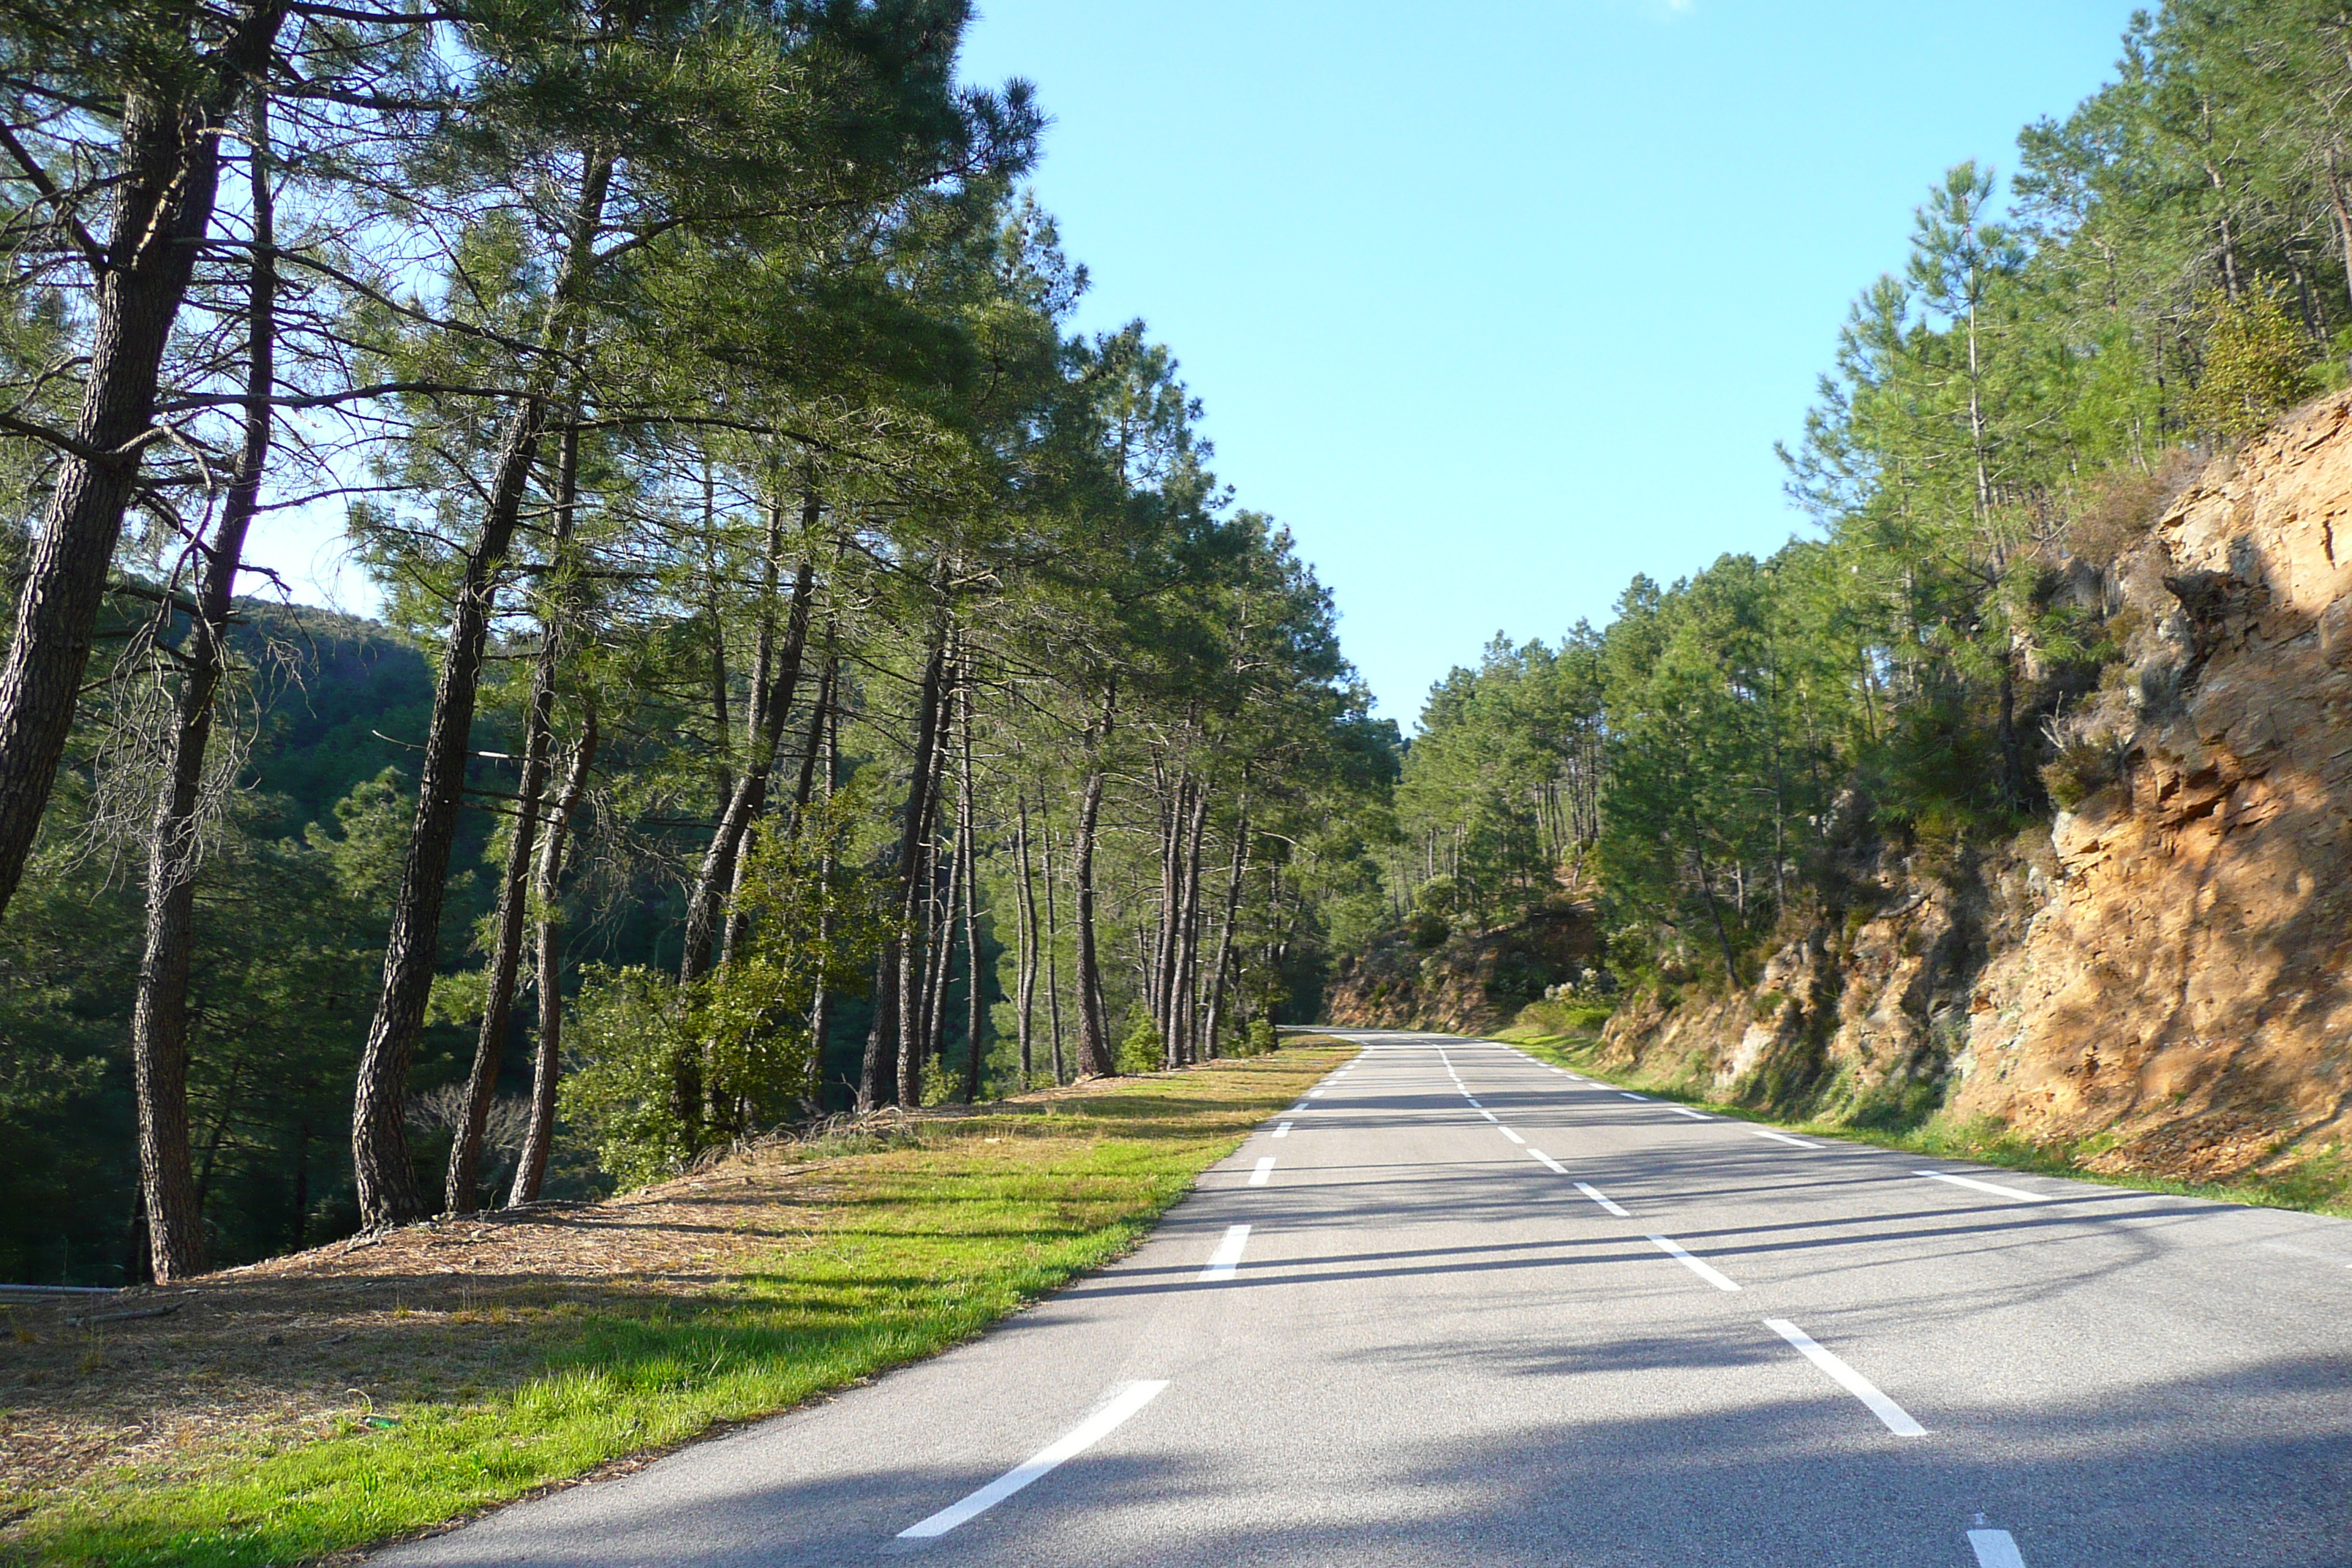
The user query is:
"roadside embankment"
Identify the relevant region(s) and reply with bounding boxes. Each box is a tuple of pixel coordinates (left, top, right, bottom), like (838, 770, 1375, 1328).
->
(0, 1047, 1346, 1568)
(1507, 395, 2352, 1213)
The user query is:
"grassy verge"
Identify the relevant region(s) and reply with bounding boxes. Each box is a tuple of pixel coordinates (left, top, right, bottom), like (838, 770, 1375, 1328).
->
(1496, 1028, 2352, 1218)
(2, 1047, 1346, 1568)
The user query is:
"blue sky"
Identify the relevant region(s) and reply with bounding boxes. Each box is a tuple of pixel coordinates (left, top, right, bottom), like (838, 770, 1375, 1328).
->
(245, 1, 2144, 723)
(951, 0, 2143, 722)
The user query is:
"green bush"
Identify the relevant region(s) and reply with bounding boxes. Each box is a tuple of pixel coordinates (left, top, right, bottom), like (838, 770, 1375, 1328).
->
(1512, 997, 1615, 1037)
(557, 966, 697, 1188)
(919, 1053, 957, 1107)
(2187, 284, 2316, 440)
(2042, 734, 2119, 810)
(1117, 1011, 1164, 1074)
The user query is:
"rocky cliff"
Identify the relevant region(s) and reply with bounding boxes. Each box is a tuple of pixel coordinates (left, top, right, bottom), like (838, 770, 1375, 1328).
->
(1590, 392, 2352, 1185)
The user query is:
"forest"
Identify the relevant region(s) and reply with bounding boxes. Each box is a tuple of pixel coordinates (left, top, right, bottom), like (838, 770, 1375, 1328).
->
(0, 0, 1396, 1289)
(1381, 1, 2351, 1019)
(8, 0, 2342, 1299)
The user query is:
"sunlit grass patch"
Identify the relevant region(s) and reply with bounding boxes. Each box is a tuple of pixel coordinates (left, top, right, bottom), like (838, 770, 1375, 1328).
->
(1505, 1033, 2352, 1218)
(4, 1046, 1343, 1568)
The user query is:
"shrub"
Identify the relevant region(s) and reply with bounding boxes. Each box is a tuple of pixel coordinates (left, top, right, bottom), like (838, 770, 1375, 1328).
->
(2187, 285, 2315, 441)
(2042, 734, 2119, 810)
(1117, 1011, 1164, 1074)
(557, 967, 697, 1189)
(1513, 997, 1615, 1037)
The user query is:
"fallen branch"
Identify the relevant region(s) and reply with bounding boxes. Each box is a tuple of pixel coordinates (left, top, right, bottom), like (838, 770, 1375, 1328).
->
(65, 1303, 182, 1327)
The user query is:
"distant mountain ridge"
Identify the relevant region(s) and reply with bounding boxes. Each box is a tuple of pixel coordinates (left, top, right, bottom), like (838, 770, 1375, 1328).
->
(225, 598, 434, 832)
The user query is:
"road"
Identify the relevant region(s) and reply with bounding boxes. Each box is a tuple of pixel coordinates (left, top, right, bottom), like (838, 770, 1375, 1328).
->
(380, 1030, 2352, 1567)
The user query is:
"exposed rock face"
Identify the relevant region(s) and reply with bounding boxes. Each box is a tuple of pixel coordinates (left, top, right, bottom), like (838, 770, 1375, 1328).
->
(1591, 834, 2008, 1123)
(1958, 393, 2352, 1177)
(1599, 393, 2352, 1182)
(1327, 906, 1596, 1035)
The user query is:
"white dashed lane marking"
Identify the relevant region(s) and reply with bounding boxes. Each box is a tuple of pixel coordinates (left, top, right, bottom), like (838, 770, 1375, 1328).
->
(1968, 1528, 2027, 1567)
(1575, 1181, 1631, 1218)
(897, 1380, 1170, 1539)
(1915, 1170, 2045, 1203)
(1648, 1235, 1742, 1293)
(1196, 1225, 1251, 1283)
(1765, 1318, 1926, 1436)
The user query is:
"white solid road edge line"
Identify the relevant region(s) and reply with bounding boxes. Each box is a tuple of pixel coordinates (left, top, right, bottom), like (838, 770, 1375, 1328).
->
(897, 1379, 1171, 1539)
(1764, 1318, 1926, 1436)
(1968, 1529, 2027, 1568)
(1249, 1157, 1276, 1187)
(1648, 1235, 1741, 1292)
(1575, 1181, 1632, 1218)
(1197, 1224, 1251, 1282)
(1918, 1169, 2047, 1203)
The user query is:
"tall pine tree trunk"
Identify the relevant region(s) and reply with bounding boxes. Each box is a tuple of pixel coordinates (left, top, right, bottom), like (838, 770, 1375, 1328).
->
(1012, 793, 1037, 1087)
(802, 684, 839, 1110)
(921, 815, 957, 1082)
(1690, 843, 1741, 992)
(1073, 687, 1116, 1076)
(127, 91, 282, 1282)
(445, 423, 581, 1214)
(0, 1, 287, 927)
(351, 154, 612, 1230)
(1174, 784, 1210, 1063)
(867, 608, 949, 1108)
(1041, 812, 1066, 1084)
(957, 696, 983, 1103)
(860, 950, 899, 1110)
(1202, 790, 1249, 1057)
(899, 774, 946, 1104)
(507, 704, 595, 1208)
(712, 498, 781, 969)
(914, 678, 960, 1088)
(682, 489, 818, 981)
(1152, 777, 1178, 1063)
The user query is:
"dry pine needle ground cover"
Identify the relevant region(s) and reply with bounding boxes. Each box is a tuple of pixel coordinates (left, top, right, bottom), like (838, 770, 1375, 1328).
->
(0, 1044, 1346, 1568)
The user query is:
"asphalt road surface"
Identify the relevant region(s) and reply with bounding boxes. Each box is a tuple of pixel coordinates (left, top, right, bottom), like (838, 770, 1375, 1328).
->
(379, 1030, 2352, 1567)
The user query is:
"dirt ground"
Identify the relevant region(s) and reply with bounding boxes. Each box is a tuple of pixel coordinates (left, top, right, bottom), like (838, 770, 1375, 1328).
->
(0, 1050, 1356, 1552)
(0, 1102, 1014, 1523)
(4, 1161, 831, 1515)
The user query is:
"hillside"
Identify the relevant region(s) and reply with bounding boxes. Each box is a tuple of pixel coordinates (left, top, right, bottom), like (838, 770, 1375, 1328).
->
(1525, 393, 2352, 1194)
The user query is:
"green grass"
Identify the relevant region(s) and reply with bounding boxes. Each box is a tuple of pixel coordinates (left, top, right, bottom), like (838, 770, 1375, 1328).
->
(5, 1049, 1345, 1568)
(1496, 1028, 2352, 1218)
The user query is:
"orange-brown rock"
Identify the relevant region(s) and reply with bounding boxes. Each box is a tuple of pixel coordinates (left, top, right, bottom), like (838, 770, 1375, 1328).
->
(1956, 393, 2352, 1177)
(1595, 392, 2352, 1184)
